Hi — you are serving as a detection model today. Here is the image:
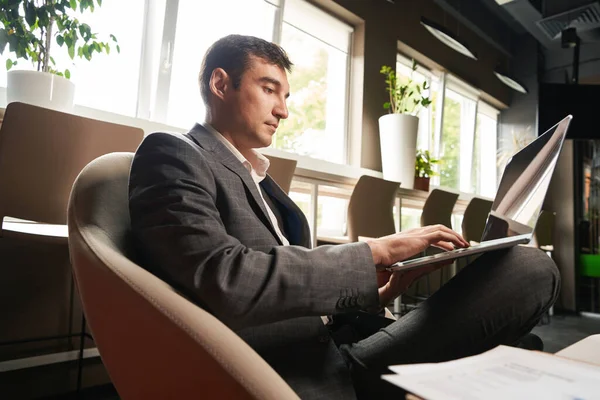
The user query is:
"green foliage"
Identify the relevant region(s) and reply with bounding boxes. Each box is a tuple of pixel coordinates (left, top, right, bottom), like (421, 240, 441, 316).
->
(415, 149, 439, 178)
(274, 35, 328, 154)
(380, 60, 432, 115)
(439, 95, 460, 189)
(0, 0, 118, 78)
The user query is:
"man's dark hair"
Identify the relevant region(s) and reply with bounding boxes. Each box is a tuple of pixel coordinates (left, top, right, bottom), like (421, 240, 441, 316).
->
(199, 34, 293, 105)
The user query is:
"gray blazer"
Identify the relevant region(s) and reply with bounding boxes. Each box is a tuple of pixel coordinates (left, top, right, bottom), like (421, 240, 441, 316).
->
(129, 124, 379, 399)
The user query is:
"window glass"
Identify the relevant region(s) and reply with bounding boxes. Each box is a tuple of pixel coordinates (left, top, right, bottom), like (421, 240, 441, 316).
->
(438, 88, 476, 191)
(472, 112, 498, 197)
(163, 0, 276, 128)
(274, 0, 352, 164)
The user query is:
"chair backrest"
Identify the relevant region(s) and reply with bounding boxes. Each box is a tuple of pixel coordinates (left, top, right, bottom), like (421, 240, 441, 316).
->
(0, 102, 144, 226)
(264, 154, 297, 194)
(534, 209, 556, 248)
(67, 153, 299, 400)
(347, 175, 399, 242)
(420, 188, 459, 229)
(461, 197, 493, 243)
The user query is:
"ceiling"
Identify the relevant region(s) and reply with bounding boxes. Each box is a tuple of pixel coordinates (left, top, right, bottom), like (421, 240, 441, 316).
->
(434, 0, 600, 55)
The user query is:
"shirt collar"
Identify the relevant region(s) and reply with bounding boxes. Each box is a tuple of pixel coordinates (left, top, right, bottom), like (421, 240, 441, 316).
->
(201, 122, 270, 179)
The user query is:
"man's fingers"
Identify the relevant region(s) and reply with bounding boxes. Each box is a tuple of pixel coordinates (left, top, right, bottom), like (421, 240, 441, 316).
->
(431, 241, 455, 251)
(421, 224, 469, 247)
(427, 231, 466, 248)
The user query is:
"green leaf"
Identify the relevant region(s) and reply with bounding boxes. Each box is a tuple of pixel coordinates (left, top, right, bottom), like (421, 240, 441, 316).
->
(110, 33, 117, 43)
(69, 0, 77, 10)
(383, 102, 390, 110)
(97, 0, 102, 6)
(68, 45, 74, 59)
(56, 35, 64, 46)
(65, 69, 71, 79)
(25, 1, 37, 28)
(37, 6, 49, 28)
(6, 59, 13, 70)
(116, 44, 120, 53)
(0, 29, 8, 54)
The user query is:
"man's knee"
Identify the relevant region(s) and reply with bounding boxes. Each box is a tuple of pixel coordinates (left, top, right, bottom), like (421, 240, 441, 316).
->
(503, 246, 561, 305)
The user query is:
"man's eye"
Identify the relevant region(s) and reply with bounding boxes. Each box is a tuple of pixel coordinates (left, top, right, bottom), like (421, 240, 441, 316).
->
(264, 87, 274, 94)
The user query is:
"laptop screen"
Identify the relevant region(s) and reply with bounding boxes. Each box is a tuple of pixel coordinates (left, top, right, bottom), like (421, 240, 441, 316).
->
(481, 116, 572, 242)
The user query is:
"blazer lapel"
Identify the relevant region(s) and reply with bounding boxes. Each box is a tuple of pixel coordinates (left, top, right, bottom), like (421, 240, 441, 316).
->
(187, 124, 282, 244)
(261, 176, 312, 248)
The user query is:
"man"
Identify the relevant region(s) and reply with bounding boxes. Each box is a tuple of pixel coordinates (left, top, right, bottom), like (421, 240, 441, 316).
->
(129, 35, 559, 399)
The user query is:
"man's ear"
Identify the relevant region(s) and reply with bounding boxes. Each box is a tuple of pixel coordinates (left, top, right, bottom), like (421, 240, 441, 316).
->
(209, 68, 229, 101)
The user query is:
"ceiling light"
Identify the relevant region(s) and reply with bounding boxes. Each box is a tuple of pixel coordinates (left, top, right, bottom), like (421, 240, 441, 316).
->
(494, 71, 528, 94)
(420, 17, 477, 60)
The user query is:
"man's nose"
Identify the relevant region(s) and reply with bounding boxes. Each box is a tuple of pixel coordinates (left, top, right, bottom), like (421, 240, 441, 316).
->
(274, 100, 289, 120)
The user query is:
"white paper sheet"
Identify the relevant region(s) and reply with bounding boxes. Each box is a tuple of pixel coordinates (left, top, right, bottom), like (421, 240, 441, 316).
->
(383, 345, 600, 400)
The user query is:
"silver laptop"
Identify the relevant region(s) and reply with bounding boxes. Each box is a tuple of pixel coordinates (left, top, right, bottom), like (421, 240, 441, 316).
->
(387, 115, 572, 272)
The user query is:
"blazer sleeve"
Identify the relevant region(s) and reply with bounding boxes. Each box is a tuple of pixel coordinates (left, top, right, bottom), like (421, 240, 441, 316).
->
(129, 132, 379, 330)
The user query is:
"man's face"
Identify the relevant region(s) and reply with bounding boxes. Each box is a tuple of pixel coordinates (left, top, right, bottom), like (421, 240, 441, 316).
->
(221, 56, 290, 151)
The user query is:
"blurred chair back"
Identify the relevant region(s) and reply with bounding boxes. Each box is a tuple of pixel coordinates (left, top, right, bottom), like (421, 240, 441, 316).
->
(0, 102, 143, 372)
(0, 102, 144, 227)
(67, 153, 299, 400)
(534, 210, 556, 250)
(420, 189, 459, 228)
(461, 197, 493, 243)
(347, 175, 399, 242)
(264, 154, 297, 194)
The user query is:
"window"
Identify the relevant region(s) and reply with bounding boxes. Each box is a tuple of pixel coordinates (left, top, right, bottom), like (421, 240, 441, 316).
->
(274, 0, 353, 164)
(160, 0, 276, 128)
(396, 56, 500, 198)
(1, 0, 146, 117)
(472, 103, 498, 197)
(438, 85, 477, 193)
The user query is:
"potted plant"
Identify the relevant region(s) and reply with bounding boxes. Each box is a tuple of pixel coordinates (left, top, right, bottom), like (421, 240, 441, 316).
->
(0, 0, 119, 112)
(414, 149, 439, 191)
(379, 60, 432, 189)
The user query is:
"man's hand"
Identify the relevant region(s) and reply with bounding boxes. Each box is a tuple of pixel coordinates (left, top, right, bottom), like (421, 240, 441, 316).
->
(376, 262, 451, 307)
(366, 225, 468, 267)
(366, 225, 469, 307)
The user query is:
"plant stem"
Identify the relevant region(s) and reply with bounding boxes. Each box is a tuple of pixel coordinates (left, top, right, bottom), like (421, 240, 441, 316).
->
(389, 77, 395, 113)
(43, 0, 54, 73)
(37, 27, 44, 71)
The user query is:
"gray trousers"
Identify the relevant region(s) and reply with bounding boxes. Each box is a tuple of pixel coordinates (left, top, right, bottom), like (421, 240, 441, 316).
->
(333, 246, 561, 399)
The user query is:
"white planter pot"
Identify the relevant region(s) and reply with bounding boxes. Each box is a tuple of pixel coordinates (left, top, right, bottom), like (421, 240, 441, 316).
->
(7, 70, 75, 113)
(378, 113, 419, 189)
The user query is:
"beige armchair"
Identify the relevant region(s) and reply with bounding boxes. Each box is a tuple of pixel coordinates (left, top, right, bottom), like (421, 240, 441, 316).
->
(67, 153, 299, 399)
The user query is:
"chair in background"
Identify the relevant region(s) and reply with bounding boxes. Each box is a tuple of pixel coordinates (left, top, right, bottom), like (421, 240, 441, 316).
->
(420, 188, 459, 229)
(461, 197, 493, 244)
(264, 154, 297, 194)
(0, 102, 144, 393)
(67, 153, 299, 399)
(347, 175, 400, 242)
(404, 189, 459, 307)
(455, 197, 493, 273)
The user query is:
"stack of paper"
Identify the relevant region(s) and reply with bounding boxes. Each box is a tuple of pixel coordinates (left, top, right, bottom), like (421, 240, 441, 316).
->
(383, 345, 600, 400)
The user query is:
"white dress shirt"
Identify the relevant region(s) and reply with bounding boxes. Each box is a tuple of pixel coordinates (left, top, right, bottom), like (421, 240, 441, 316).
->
(202, 122, 290, 246)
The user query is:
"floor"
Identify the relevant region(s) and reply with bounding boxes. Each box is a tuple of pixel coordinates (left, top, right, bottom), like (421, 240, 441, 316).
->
(532, 311, 600, 353)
